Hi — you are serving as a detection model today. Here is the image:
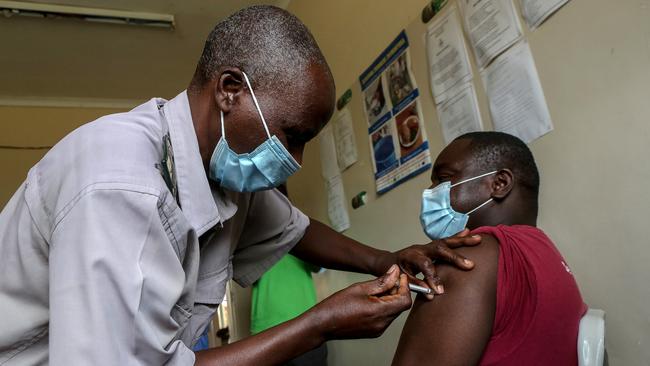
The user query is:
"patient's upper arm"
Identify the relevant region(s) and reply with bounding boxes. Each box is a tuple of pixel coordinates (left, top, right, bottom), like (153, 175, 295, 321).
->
(392, 235, 500, 366)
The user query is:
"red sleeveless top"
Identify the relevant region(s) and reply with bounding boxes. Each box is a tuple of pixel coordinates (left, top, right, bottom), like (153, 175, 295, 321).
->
(472, 225, 587, 365)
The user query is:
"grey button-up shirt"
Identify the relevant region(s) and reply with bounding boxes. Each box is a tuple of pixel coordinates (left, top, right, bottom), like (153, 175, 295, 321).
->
(0, 91, 309, 365)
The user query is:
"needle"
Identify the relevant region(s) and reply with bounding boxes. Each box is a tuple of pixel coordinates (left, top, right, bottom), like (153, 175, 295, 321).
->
(395, 280, 433, 295)
(408, 283, 432, 294)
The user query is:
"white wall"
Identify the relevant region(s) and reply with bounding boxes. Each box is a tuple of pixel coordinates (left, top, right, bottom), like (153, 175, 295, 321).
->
(287, 0, 650, 365)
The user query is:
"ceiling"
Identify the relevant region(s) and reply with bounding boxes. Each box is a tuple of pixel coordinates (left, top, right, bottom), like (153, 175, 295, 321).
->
(0, 0, 290, 102)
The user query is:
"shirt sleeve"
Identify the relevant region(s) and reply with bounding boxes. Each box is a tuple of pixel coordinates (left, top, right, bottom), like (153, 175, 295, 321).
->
(231, 189, 310, 287)
(48, 186, 195, 365)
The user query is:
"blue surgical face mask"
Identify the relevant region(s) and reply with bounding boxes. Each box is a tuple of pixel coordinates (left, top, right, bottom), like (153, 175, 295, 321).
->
(208, 72, 301, 192)
(420, 171, 498, 240)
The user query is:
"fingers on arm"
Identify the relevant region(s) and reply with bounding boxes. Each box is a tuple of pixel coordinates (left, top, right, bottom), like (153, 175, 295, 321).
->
(413, 258, 440, 298)
(430, 242, 475, 270)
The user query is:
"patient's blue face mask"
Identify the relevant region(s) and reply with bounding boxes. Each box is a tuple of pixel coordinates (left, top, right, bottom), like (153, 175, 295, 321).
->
(208, 72, 301, 192)
(420, 171, 497, 240)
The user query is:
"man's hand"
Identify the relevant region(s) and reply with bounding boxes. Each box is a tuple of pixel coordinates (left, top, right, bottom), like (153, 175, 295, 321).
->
(378, 229, 482, 299)
(309, 264, 412, 341)
(195, 265, 411, 366)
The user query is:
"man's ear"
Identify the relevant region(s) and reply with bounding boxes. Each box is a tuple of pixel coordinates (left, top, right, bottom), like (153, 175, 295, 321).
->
(491, 169, 514, 199)
(213, 67, 245, 114)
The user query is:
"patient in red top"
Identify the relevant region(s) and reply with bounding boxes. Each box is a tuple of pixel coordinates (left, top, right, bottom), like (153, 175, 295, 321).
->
(392, 132, 587, 366)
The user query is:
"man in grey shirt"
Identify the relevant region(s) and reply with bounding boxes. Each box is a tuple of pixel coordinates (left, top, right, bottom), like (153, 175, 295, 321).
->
(0, 6, 479, 365)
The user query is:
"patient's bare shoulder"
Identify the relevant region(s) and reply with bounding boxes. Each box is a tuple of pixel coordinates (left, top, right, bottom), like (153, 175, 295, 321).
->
(437, 233, 500, 286)
(392, 234, 500, 366)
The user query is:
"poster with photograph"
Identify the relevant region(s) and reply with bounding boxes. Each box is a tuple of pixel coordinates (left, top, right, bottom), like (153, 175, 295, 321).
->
(363, 77, 391, 127)
(387, 52, 415, 109)
(360, 31, 432, 195)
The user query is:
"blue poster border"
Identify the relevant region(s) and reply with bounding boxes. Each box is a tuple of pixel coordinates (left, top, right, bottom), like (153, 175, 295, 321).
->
(377, 163, 432, 195)
(359, 30, 410, 91)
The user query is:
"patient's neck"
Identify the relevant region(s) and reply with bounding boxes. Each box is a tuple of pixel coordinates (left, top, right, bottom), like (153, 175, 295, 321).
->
(472, 204, 538, 229)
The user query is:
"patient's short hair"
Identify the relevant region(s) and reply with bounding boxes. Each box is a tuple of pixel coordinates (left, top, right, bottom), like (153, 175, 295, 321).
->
(455, 132, 540, 199)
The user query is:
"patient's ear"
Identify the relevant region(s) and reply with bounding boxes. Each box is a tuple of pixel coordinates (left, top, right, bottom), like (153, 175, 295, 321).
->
(491, 169, 514, 199)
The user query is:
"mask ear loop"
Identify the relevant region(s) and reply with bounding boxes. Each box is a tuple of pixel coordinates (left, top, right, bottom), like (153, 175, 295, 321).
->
(241, 71, 272, 140)
(449, 170, 499, 215)
(467, 198, 493, 215)
(220, 110, 226, 140)
(451, 170, 499, 188)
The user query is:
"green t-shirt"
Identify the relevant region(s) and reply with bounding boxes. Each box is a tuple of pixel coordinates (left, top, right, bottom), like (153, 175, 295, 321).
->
(250, 254, 318, 334)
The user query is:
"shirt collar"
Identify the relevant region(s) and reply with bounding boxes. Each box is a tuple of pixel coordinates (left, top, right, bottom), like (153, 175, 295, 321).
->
(162, 90, 221, 236)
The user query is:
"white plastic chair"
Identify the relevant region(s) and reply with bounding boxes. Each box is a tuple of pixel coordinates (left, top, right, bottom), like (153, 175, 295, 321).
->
(578, 309, 606, 366)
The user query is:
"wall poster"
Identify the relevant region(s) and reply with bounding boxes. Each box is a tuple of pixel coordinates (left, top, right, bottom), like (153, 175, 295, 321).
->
(360, 31, 432, 195)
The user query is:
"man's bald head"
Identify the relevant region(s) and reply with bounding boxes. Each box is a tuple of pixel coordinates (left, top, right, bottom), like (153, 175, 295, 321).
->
(190, 5, 331, 94)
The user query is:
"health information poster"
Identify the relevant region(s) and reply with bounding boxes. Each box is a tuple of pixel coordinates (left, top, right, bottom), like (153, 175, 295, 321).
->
(359, 31, 432, 195)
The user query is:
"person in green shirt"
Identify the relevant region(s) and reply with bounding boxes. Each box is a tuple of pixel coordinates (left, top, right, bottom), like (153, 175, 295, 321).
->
(251, 254, 326, 366)
(251, 185, 327, 366)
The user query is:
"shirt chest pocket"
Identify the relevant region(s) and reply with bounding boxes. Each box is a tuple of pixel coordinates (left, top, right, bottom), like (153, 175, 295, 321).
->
(194, 227, 237, 305)
(170, 302, 192, 327)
